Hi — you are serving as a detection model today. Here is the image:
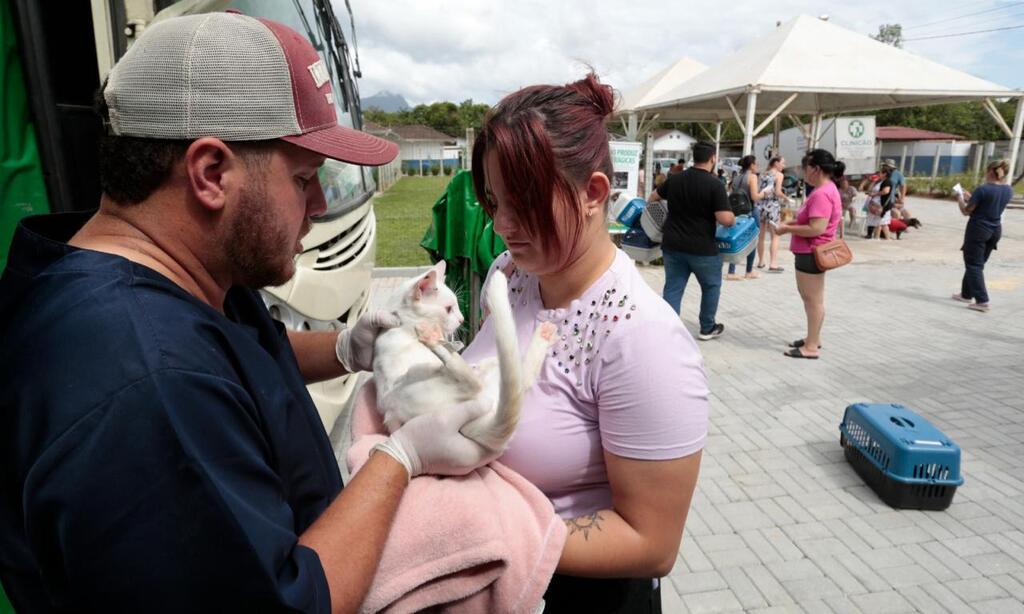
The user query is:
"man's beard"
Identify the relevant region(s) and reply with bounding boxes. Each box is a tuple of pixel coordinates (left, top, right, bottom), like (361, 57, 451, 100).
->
(226, 178, 306, 289)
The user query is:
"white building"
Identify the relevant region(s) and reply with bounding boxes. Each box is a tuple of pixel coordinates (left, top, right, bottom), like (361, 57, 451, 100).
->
(364, 122, 458, 173)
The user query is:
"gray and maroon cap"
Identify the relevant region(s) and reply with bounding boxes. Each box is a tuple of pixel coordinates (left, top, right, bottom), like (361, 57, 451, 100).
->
(102, 12, 398, 166)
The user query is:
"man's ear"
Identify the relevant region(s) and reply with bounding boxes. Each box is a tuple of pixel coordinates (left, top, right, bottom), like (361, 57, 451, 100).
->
(584, 171, 611, 218)
(184, 137, 239, 212)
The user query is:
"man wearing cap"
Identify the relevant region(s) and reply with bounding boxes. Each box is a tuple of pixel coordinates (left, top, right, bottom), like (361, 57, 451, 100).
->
(882, 159, 909, 217)
(0, 12, 494, 612)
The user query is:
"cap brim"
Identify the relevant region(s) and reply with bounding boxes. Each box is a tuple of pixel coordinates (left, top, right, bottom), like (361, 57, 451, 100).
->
(282, 125, 398, 166)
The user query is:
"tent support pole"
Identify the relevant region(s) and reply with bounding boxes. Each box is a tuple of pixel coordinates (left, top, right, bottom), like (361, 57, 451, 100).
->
(900, 144, 908, 174)
(743, 91, 758, 155)
(726, 96, 745, 133)
(810, 113, 823, 149)
(644, 130, 655, 196)
(698, 123, 715, 141)
(752, 92, 798, 138)
(715, 121, 722, 169)
(982, 98, 1014, 139)
(1008, 96, 1024, 184)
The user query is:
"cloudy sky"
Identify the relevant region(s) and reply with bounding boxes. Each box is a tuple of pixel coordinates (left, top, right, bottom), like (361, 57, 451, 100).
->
(347, 0, 1024, 106)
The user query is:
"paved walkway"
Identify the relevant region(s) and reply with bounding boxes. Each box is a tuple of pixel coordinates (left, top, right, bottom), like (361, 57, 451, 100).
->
(363, 195, 1024, 613)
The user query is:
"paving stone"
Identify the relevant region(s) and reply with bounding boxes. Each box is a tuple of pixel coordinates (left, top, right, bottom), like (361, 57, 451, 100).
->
(849, 590, 916, 613)
(965, 552, 1024, 576)
(990, 573, 1024, 601)
(681, 589, 743, 614)
(769, 558, 823, 583)
(718, 567, 768, 610)
(973, 599, 1024, 614)
(780, 576, 842, 601)
(881, 563, 939, 588)
(855, 547, 914, 570)
(944, 576, 1009, 602)
(668, 570, 729, 596)
(896, 585, 947, 613)
(743, 565, 796, 607)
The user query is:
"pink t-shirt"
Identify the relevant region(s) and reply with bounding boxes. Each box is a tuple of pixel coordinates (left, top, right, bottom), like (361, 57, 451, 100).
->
(790, 181, 842, 254)
(462, 249, 709, 518)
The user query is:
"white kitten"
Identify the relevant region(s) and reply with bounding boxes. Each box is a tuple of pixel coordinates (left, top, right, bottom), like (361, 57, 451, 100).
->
(372, 261, 555, 453)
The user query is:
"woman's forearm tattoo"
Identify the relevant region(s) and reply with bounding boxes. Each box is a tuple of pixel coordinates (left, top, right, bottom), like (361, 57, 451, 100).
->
(565, 512, 604, 540)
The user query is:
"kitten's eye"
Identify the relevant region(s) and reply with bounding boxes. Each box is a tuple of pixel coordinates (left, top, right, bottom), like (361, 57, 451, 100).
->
(446, 306, 452, 313)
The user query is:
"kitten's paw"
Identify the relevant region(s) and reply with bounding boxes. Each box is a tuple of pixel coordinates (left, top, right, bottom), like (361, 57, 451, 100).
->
(538, 321, 558, 345)
(415, 322, 444, 346)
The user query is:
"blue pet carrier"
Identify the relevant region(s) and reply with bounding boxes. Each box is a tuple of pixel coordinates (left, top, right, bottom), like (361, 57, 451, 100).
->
(616, 198, 646, 227)
(715, 215, 758, 264)
(839, 403, 963, 510)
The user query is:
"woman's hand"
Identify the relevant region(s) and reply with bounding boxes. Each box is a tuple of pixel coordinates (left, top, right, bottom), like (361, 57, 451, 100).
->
(774, 222, 790, 235)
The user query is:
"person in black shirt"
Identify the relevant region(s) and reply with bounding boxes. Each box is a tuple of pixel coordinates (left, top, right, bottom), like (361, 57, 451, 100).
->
(648, 142, 735, 340)
(0, 14, 496, 612)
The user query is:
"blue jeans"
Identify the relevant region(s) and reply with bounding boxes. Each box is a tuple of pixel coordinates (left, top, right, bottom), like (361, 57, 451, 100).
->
(662, 249, 723, 333)
(961, 222, 1001, 304)
(726, 250, 756, 275)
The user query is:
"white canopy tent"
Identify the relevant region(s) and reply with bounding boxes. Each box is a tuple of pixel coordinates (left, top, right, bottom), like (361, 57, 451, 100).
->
(615, 57, 707, 141)
(635, 15, 1024, 181)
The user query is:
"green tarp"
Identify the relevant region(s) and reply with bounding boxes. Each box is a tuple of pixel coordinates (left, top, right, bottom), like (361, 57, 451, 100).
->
(420, 170, 506, 340)
(1, 0, 49, 274)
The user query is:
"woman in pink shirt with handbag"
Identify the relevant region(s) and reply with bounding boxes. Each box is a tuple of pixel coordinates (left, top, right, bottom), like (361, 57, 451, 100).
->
(461, 74, 709, 613)
(774, 149, 845, 359)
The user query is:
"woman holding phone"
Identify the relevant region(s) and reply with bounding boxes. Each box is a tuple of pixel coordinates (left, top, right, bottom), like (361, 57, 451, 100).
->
(773, 149, 844, 359)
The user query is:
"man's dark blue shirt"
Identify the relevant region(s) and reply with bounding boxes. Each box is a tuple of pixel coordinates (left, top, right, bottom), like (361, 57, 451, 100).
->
(0, 212, 342, 612)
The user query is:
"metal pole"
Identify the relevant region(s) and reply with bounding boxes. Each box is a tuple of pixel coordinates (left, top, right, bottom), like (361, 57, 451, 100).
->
(644, 130, 655, 196)
(626, 113, 639, 141)
(1009, 96, 1024, 183)
(714, 121, 722, 170)
(811, 113, 823, 149)
(900, 144, 908, 174)
(931, 144, 941, 186)
(773, 116, 781, 157)
(908, 149, 916, 177)
(972, 142, 984, 183)
(743, 92, 757, 156)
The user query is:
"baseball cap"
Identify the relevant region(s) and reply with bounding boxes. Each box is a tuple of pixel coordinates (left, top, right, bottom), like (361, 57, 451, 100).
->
(102, 12, 398, 166)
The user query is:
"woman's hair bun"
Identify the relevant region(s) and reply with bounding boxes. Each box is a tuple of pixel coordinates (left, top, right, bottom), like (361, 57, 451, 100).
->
(833, 160, 846, 180)
(566, 73, 615, 118)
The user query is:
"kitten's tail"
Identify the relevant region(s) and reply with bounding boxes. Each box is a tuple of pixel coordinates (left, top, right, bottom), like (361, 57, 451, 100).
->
(460, 271, 522, 451)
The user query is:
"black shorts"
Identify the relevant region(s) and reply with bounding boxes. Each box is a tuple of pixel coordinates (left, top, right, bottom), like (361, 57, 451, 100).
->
(794, 252, 823, 275)
(543, 574, 661, 613)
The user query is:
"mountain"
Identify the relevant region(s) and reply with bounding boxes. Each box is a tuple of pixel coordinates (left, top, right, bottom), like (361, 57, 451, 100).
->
(361, 91, 410, 112)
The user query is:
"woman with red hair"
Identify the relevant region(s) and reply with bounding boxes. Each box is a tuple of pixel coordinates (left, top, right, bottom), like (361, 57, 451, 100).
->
(461, 74, 708, 612)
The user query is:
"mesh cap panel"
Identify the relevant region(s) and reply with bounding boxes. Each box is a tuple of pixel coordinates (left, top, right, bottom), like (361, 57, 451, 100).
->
(105, 13, 300, 140)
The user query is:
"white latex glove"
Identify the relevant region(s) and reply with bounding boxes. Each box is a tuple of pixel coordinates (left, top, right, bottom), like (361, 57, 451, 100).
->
(335, 311, 402, 373)
(373, 399, 500, 478)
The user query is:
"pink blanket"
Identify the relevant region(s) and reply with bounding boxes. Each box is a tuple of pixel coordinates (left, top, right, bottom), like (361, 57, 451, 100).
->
(347, 381, 566, 614)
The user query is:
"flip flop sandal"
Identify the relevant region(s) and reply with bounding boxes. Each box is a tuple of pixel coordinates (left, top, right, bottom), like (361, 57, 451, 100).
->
(783, 348, 819, 359)
(768, 267, 785, 273)
(756, 264, 767, 269)
(787, 339, 822, 349)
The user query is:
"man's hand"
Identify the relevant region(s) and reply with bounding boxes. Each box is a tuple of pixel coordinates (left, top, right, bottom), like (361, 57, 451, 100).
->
(335, 311, 401, 373)
(374, 400, 500, 478)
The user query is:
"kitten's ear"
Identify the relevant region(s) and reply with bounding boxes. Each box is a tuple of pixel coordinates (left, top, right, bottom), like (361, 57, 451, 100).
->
(413, 269, 438, 301)
(433, 260, 446, 277)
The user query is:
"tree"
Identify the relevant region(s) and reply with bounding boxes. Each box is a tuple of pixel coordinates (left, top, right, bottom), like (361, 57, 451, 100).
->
(362, 99, 492, 137)
(872, 23, 903, 48)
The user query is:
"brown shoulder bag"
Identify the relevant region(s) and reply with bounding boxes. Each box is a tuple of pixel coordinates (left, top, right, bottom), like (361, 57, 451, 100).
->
(813, 238, 853, 271)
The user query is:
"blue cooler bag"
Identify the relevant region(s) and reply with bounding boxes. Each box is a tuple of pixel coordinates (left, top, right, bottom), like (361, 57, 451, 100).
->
(715, 215, 758, 263)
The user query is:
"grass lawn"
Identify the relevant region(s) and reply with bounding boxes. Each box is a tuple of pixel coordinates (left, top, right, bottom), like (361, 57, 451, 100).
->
(373, 176, 450, 267)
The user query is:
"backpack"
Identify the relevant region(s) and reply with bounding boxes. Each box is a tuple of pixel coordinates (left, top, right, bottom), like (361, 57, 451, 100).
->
(728, 172, 753, 215)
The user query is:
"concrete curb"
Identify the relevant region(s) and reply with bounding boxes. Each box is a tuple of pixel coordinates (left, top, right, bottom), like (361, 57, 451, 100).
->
(372, 266, 433, 278)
